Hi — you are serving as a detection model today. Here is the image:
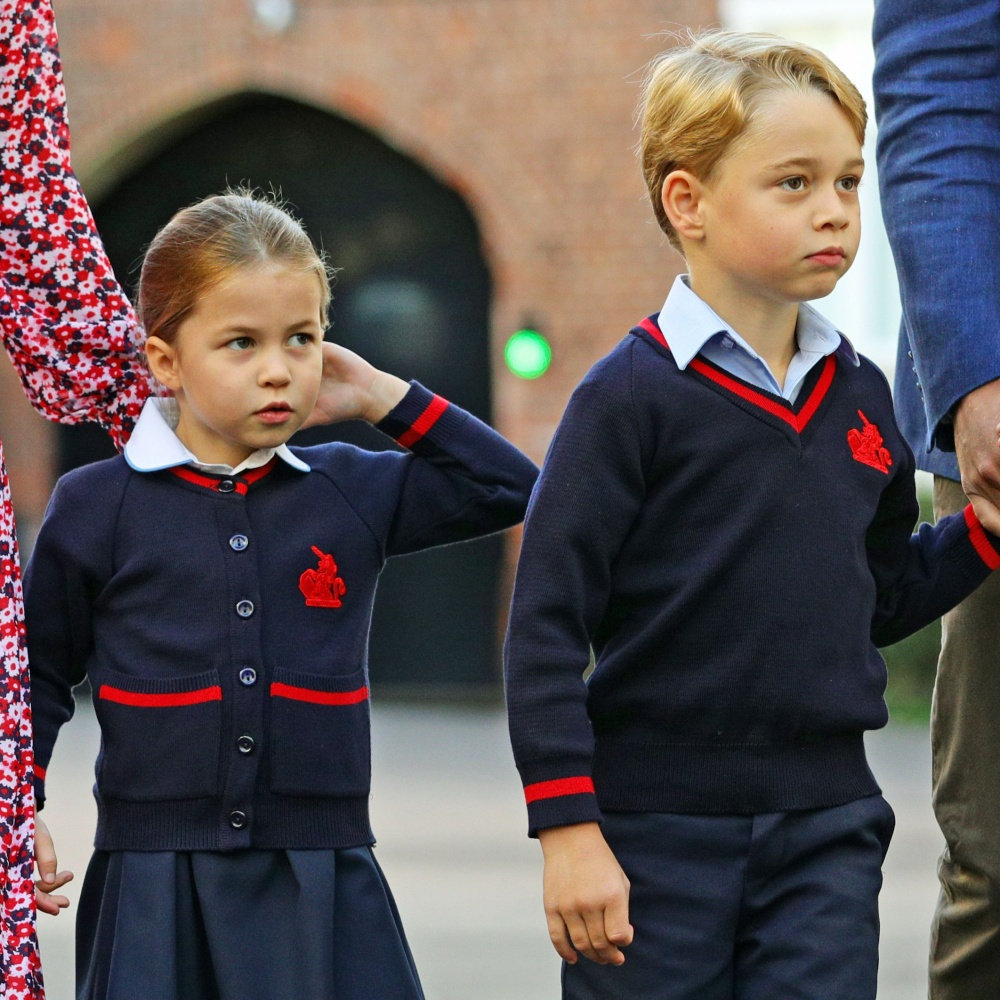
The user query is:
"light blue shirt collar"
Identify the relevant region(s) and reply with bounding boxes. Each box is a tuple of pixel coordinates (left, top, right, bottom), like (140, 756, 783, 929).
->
(124, 397, 311, 474)
(656, 274, 859, 372)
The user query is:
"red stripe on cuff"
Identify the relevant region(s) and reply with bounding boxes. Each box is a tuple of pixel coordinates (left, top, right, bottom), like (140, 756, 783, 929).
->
(964, 504, 1000, 570)
(396, 395, 449, 449)
(33, 765, 46, 782)
(270, 682, 370, 706)
(98, 685, 223, 708)
(524, 776, 596, 805)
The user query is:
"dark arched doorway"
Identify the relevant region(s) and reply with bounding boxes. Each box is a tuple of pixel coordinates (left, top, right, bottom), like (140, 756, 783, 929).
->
(62, 93, 500, 695)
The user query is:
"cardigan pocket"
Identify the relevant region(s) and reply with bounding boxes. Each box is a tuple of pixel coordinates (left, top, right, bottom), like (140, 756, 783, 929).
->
(268, 666, 371, 797)
(94, 668, 222, 802)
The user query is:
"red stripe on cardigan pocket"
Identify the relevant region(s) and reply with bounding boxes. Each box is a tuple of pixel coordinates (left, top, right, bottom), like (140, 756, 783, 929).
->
(270, 681, 369, 706)
(93, 668, 222, 801)
(99, 684, 223, 708)
(269, 666, 372, 798)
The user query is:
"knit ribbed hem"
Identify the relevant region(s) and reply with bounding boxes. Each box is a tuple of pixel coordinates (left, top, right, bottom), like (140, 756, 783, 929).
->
(94, 794, 374, 851)
(376, 381, 467, 452)
(526, 792, 603, 838)
(593, 733, 879, 815)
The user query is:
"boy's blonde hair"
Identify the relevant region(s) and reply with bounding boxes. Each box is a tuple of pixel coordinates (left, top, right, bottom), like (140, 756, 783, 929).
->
(138, 188, 333, 345)
(640, 30, 867, 251)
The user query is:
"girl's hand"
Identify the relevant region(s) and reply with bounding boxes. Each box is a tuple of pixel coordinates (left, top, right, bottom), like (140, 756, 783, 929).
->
(537, 821, 633, 966)
(302, 342, 409, 428)
(34, 816, 73, 916)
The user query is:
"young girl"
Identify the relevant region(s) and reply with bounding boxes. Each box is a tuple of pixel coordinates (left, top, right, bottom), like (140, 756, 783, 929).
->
(23, 189, 538, 999)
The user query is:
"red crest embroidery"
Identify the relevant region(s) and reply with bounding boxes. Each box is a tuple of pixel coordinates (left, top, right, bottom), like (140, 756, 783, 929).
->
(847, 410, 893, 474)
(298, 546, 347, 608)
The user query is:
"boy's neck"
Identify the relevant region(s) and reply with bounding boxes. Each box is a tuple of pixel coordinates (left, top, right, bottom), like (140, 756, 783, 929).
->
(686, 271, 799, 390)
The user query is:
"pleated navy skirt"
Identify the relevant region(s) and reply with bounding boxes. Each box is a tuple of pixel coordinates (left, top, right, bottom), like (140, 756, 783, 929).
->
(75, 847, 425, 1000)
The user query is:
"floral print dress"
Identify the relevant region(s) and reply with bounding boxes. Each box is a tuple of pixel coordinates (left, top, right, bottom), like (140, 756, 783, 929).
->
(0, 2, 150, 995)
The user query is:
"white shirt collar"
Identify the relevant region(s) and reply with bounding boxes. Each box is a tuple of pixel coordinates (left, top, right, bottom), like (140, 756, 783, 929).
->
(655, 274, 859, 370)
(124, 397, 311, 474)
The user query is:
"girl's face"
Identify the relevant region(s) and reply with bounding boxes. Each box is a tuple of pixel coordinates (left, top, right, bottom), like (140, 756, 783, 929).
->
(145, 263, 325, 467)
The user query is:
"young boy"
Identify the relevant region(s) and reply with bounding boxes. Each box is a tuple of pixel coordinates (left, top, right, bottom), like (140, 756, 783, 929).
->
(504, 31, 1000, 1000)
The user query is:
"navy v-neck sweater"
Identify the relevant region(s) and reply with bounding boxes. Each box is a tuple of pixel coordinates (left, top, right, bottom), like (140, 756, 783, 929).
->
(25, 383, 538, 851)
(505, 318, 1000, 835)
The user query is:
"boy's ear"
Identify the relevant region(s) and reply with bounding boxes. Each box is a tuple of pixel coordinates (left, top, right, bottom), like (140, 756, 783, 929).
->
(661, 170, 707, 243)
(144, 336, 182, 392)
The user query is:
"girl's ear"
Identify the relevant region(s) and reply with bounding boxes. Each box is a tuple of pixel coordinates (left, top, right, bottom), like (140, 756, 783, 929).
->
(144, 336, 182, 392)
(661, 169, 707, 244)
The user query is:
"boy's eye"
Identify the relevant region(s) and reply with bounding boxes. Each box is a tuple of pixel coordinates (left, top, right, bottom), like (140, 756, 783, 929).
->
(289, 332, 316, 347)
(838, 175, 860, 192)
(779, 176, 805, 192)
(227, 336, 254, 351)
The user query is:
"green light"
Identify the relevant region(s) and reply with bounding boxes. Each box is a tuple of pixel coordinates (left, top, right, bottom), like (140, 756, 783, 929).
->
(505, 329, 552, 379)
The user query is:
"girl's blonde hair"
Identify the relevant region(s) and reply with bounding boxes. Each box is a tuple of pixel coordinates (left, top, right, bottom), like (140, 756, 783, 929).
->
(640, 30, 867, 251)
(137, 188, 333, 343)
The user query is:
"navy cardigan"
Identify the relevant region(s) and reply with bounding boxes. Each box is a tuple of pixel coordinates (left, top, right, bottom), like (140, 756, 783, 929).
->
(25, 383, 538, 850)
(505, 319, 1000, 836)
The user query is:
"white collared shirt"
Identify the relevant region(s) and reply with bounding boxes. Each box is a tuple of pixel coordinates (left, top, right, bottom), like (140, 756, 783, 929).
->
(123, 397, 312, 474)
(656, 275, 860, 404)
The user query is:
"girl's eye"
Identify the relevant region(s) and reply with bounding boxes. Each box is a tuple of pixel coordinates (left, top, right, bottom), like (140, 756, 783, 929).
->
(289, 333, 315, 347)
(779, 176, 805, 192)
(228, 337, 254, 351)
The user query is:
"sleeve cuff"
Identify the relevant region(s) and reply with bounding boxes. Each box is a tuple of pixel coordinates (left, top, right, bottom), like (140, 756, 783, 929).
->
(518, 768, 603, 837)
(375, 381, 467, 453)
(32, 760, 47, 810)
(964, 504, 1000, 571)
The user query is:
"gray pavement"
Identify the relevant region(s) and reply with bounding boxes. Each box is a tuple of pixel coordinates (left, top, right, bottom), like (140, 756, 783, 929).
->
(35, 705, 937, 999)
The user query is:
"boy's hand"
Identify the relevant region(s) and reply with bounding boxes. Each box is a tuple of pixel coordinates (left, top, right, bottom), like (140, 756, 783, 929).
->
(34, 817, 73, 916)
(302, 342, 409, 428)
(538, 821, 633, 966)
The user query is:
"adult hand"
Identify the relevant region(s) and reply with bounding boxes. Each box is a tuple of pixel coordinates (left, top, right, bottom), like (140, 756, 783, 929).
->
(537, 821, 633, 966)
(301, 342, 409, 429)
(955, 378, 1000, 535)
(34, 816, 73, 916)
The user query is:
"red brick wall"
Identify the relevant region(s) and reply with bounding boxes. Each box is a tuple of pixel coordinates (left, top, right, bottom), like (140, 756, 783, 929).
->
(2, 0, 718, 532)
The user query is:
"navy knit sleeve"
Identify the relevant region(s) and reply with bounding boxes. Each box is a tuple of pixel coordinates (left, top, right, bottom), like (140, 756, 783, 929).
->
(505, 344, 646, 836)
(867, 433, 1000, 647)
(23, 462, 124, 806)
(374, 382, 538, 557)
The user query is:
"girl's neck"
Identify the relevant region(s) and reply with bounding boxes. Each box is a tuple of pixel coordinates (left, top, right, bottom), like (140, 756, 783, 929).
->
(173, 410, 255, 469)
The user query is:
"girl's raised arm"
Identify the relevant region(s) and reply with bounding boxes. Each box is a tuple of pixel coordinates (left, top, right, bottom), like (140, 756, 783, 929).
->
(0, 0, 150, 449)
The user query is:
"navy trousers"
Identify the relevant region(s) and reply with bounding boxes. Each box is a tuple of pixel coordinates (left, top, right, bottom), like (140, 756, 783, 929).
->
(563, 795, 895, 1000)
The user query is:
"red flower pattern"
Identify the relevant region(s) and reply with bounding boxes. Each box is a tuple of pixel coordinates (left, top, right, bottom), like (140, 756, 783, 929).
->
(0, 2, 151, 994)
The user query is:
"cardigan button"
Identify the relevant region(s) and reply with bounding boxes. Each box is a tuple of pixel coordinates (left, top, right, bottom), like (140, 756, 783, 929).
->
(237, 735, 256, 754)
(229, 810, 248, 829)
(218, 480, 236, 494)
(236, 600, 254, 618)
(239, 667, 257, 686)
(229, 534, 249, 551)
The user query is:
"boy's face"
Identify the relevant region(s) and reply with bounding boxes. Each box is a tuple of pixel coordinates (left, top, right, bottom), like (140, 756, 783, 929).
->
(685, 89, 863, 311)
(146, 263, 325, 467)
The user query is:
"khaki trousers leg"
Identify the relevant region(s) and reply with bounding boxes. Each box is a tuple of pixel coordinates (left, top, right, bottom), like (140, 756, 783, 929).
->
(929, 476, 1000, 999)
